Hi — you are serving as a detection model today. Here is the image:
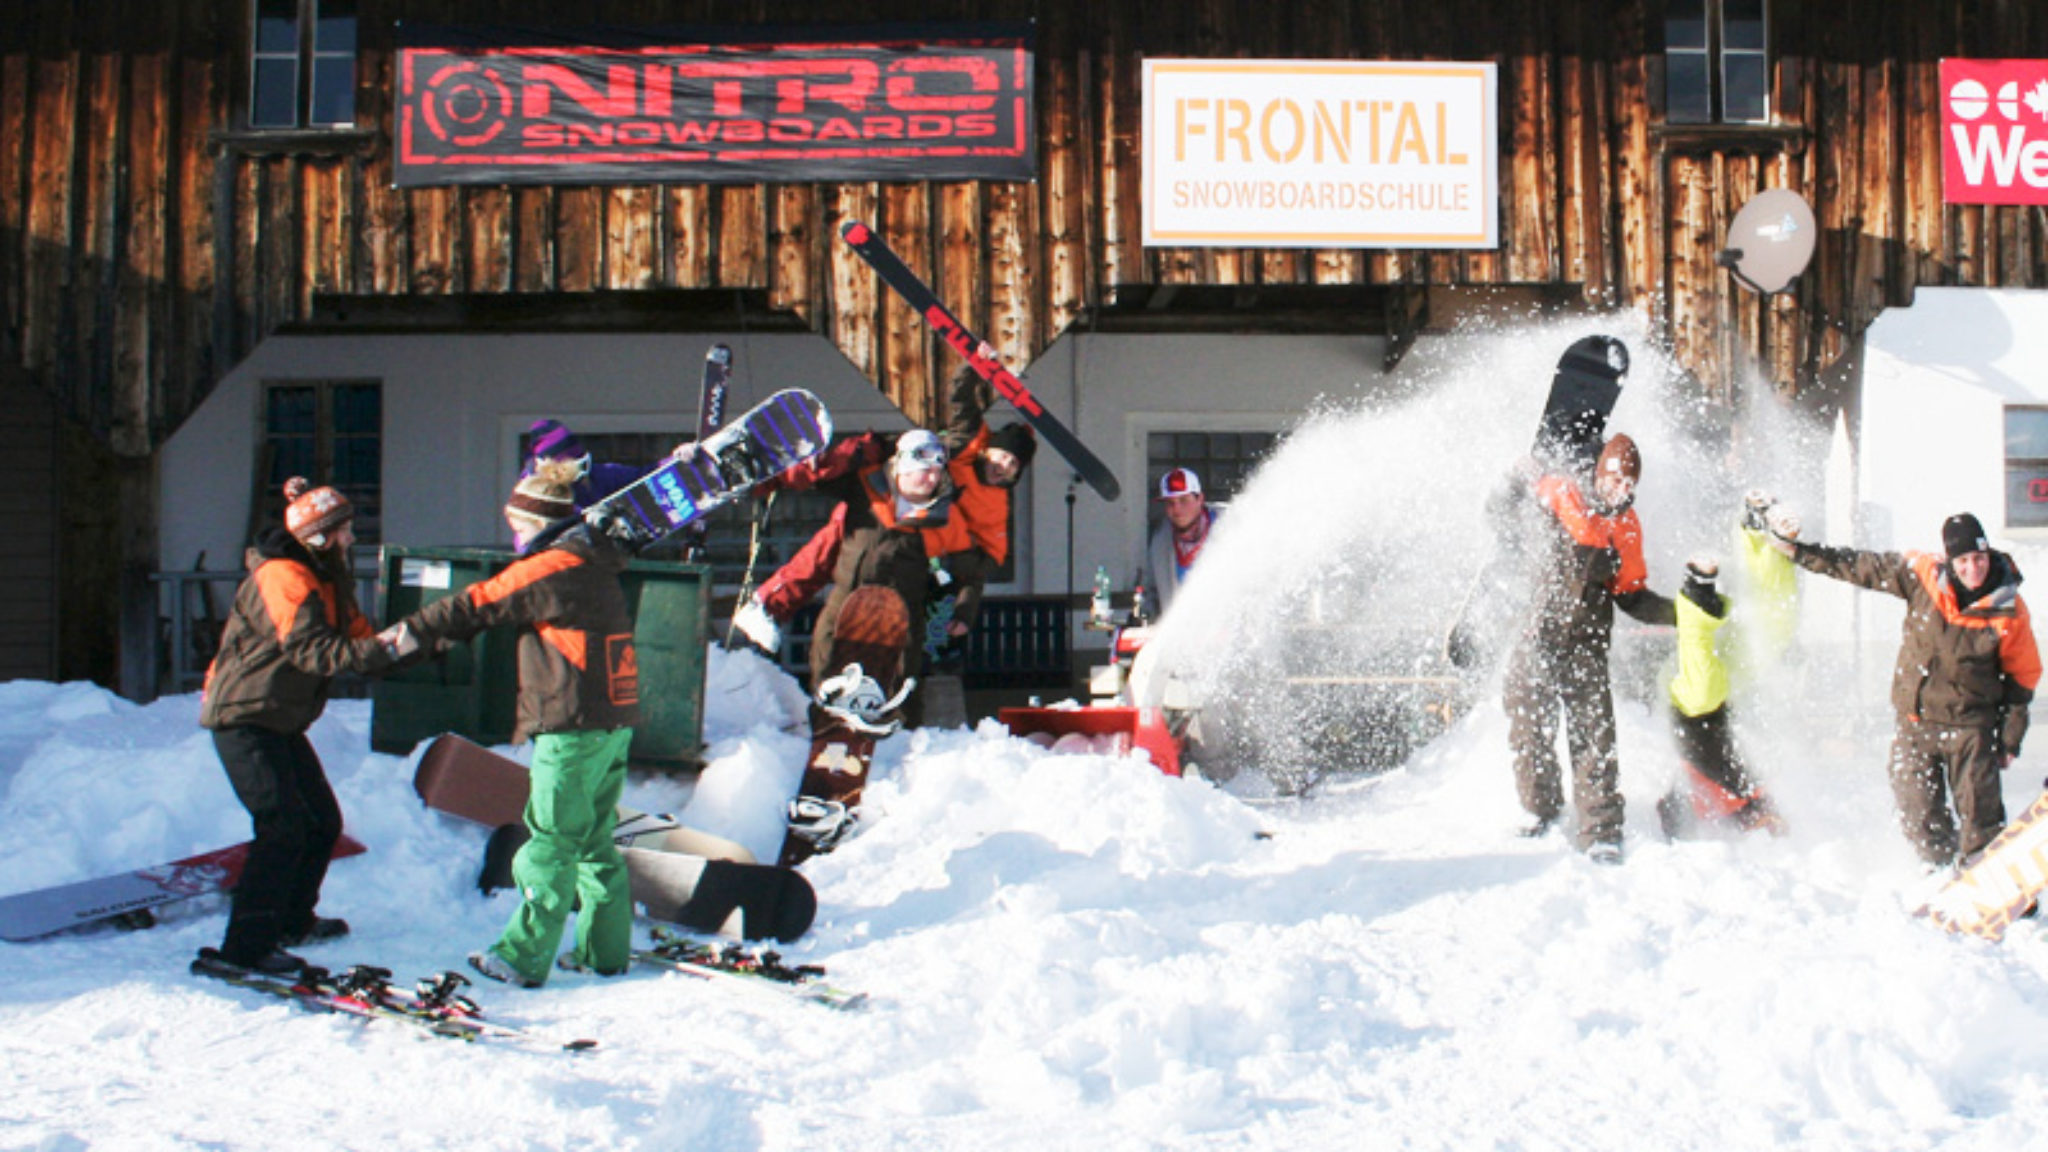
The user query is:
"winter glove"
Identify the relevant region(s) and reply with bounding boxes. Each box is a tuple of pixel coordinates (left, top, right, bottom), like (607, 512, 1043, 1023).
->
(1680, 555, 1726, 618)
(377, 622, 421, 661)
(1742, 489, 1776, 533)
(2001, 704, 2029, 768)
(1446, 622, 1482, 670)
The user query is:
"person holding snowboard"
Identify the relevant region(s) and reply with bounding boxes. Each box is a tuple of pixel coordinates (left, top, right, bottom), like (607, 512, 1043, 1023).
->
(1656, 555, 1785, 838)
(397, 459, 641, 987)
(1776, 511, 2040, 868)
(197, 478, 405, 975)
(1499, 433, 1675, 863)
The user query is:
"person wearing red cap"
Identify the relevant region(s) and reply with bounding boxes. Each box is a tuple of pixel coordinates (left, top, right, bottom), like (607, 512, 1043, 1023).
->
(1499, 433, 1675, 863)
(1144, 467, 1217, 618)
(1778, 510, 2041, 867)
(196, 477, 405, 975)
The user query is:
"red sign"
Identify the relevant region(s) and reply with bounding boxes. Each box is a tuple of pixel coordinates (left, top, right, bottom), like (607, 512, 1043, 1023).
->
(396, 24, 1034, 187)
(2030, 478, 2048, 503)
(1941, 59, 2048, 205)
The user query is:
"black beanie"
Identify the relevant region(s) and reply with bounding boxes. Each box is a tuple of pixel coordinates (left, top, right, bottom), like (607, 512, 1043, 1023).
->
(1942, 512, 1989, 559)
(987, 423, 1037, 469)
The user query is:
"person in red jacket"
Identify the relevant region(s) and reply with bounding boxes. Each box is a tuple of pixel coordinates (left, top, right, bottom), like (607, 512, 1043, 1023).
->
(398, 459, 642, 987)
(1498, 434, 1675, 863)
(196, 478, 399, 975)
(1782, 511, 2041, 867)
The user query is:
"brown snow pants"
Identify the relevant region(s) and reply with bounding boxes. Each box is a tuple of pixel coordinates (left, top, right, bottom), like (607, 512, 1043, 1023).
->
(1504, 633, 1623, 848)
(1887, 716, 2006, 866)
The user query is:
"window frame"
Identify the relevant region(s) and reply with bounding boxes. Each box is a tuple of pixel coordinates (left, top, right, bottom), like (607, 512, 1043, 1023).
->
(2004, 405, 2048, 530)
(1663, 0, 1772, 128)
(259, 379, 383, 544)
(248, 0, 358, 131)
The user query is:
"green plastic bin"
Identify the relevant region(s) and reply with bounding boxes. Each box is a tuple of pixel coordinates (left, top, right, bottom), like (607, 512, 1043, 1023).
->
(369, 545, 710, 771)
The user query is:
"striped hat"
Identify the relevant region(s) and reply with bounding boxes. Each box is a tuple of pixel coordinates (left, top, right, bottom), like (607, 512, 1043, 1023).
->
(282, 477, 352, 549)
(526, 419, 591, 479)
(505, 461, 578, 529)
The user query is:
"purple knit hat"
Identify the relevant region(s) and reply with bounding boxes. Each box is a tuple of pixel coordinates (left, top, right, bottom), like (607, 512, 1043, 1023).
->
(525, 419, 590, 478)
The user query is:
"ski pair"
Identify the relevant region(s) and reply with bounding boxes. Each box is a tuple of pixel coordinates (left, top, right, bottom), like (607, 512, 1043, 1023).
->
(630, 927, 866, 1011)
(191, 951, 597, 1051)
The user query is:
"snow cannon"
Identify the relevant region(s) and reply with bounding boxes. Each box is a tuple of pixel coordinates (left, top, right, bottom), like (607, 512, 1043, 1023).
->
(997, 704, 1183, 777)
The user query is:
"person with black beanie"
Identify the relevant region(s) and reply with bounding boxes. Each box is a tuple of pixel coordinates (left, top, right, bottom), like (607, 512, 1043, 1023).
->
(1776, 511, 2041, 867)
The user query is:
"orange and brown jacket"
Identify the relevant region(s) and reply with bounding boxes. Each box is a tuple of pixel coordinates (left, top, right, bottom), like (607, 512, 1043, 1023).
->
(1794, 543, 2041, 750)
(200, 531, 391, 733)
(405, 534, 640, 744)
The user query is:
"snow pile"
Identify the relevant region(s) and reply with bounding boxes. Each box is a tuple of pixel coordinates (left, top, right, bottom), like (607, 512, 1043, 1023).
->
(2, 656, 2048, 1148)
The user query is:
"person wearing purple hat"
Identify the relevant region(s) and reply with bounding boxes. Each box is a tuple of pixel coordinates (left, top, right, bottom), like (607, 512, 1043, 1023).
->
(1780, 510, 2042, 868)
(522, 418, 647, 511)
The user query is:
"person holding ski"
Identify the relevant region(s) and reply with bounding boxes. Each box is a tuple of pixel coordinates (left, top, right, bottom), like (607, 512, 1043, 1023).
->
(1499, 433, 1675, 863)
(731, 364, 1034, 662)
(1777, 511, 2040, 868)
(1656, 555, 1785, 838)
(196, 478, 404, 975)
(730, 428, 977, 694)
(1143, 467, 1218, 619)
(396, 459, 641, 988)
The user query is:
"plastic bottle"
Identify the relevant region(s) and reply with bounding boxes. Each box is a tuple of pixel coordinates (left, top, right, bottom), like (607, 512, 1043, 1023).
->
(1130, 573, 1150, 625)
(1090, 565, 1112, 627)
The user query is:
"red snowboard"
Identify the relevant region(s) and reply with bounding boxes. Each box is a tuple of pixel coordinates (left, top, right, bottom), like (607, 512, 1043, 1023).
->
(780, 585, 911, 867)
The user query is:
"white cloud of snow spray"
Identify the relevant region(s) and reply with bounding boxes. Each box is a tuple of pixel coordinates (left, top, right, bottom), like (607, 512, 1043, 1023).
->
(1131, 307, 1889, 843)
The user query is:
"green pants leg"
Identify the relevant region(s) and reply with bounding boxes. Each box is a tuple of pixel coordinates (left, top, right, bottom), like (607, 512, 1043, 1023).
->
(488, 728, 634, 983)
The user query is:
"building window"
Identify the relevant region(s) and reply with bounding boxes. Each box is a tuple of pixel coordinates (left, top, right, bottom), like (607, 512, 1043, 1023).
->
(1666, 0, 1769, 125)
(263, 381, 381, 542)
(1145, 430, 1277, 538)
(251, 0, 357, 128)
(2005, 407, 2048, 529)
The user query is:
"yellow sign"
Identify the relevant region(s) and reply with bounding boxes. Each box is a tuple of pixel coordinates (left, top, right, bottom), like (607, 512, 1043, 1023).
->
(1142, 59, 1498, 249)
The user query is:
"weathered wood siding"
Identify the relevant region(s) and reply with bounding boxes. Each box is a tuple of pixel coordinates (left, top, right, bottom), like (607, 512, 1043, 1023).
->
(3, 0, 2048, 448)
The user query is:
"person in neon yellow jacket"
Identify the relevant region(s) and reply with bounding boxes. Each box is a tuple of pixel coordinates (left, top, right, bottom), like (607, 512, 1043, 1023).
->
(1656, 492, 1800, 837)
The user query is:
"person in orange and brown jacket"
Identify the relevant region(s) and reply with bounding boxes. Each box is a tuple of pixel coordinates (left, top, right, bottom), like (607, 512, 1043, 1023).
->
(731, 366, 1034, 667)
(1498, 433, 1675, 863)
(734, 428, 977, 701)
(197, 477, 401, 975)
(398, 459, 641, 988)
(1779, 511, 2041, 868)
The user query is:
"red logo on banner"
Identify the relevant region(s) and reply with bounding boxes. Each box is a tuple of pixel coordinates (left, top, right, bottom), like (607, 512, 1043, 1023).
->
(396, 25, 1034, 187)
(2030, 478, 2048, 503)
(1941, 59, 2048, 205)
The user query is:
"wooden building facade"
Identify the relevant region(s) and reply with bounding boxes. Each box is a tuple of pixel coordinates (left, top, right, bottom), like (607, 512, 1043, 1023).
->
(4, 0, 2047, 693)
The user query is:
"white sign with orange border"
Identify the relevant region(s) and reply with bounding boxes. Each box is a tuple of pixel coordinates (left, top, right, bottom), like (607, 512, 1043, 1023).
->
(1142, 59, 1498, 249)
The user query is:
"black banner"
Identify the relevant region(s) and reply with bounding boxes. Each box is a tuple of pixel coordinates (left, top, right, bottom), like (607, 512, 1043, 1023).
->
(394, 23, 1035, 187)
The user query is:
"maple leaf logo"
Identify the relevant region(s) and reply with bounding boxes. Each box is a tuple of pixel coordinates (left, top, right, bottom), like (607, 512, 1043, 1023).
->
(2026, 79, 2048, 122)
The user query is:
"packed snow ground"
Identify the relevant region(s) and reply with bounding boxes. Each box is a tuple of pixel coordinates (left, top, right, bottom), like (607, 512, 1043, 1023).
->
(10, 317, 2048, 1151)
(5, 654, 2048, 1152)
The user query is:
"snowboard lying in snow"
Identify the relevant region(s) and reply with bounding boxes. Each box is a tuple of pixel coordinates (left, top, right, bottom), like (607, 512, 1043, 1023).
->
(0, 834, 367, 942)
(1916, 789, 2048, 942)
(415, 732, 816, 942)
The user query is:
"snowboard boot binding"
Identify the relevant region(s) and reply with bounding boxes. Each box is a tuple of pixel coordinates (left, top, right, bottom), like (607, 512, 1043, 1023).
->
(813, 662, 917, 737)
(785, 796, 861, 856)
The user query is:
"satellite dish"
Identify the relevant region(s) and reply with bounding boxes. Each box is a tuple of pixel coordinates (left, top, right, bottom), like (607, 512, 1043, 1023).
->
(1717, 189, 1817, 295)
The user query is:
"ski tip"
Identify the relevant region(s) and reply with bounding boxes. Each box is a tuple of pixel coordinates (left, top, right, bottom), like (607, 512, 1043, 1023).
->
(707, 343, 732, 365)
(565, 1038, 600, 1052)
(841, 220, 870, 244)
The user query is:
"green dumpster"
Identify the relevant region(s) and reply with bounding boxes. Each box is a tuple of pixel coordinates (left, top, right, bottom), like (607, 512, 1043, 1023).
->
(369, 545, 710, 771)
